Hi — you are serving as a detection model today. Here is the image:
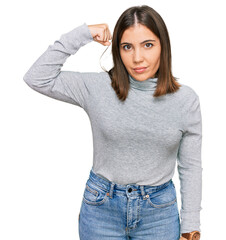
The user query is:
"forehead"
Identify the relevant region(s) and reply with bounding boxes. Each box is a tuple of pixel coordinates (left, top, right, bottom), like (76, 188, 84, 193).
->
(120, 24, 158, 42)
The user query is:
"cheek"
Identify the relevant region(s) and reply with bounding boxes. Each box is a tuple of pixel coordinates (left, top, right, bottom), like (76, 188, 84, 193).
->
(146, 50, 161, 65)
(120, 51, 130, 66)
(155, 48, 161, 65)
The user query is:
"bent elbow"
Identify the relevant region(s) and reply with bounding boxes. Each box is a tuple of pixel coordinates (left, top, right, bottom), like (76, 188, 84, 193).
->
(23, 72, 54, 89)
(23, 72, 33, 88)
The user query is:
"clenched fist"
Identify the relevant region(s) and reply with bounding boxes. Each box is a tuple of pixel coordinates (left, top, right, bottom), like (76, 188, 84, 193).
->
(88, 23, 112, 46)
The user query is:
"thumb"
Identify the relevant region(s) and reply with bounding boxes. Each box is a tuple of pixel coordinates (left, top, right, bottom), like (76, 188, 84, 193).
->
(103, 41, 111, 46)
(94, 37, 111, 46)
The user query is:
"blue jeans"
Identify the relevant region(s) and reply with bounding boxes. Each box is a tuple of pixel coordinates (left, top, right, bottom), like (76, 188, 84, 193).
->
(78, 168, 180, 240)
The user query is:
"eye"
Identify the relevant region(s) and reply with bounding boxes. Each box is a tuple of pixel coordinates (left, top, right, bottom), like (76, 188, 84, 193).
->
(145, 43, 153, 48)
(122, 44, 131, 50)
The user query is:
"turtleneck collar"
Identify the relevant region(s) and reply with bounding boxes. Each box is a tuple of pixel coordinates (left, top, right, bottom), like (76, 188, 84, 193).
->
(128, 74, 158, 91)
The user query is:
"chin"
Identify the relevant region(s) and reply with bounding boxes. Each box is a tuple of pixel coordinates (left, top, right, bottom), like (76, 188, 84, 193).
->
(134, 73, 153, 80)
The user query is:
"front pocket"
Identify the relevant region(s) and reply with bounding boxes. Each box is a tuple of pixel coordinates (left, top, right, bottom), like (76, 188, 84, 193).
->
(82, 181, 108, 206)
(86, 184, 99, 197)
(146, 182, 177, 208)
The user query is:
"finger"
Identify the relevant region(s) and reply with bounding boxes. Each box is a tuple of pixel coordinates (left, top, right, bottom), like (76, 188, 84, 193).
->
(104, 27, 107, 42)
(105, 26, 110, 42)
(95, 38, 108, 46)
(109, 31, 112, 40)
(105, 29, 111, 45)
(108, 30, 112, 42)
(102, 39, 110, 46)
(102, 40, 110, 46)
(107, 27, 111, 39)
(107, 29, 111, 41)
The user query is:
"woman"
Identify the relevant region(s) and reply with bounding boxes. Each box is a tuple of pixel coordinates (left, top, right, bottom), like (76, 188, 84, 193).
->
(23, 5, 202, 240)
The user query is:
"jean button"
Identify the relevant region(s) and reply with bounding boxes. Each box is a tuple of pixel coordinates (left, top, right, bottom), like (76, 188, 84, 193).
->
(128, 187, 133, 193)
(143, 194, 149, 200)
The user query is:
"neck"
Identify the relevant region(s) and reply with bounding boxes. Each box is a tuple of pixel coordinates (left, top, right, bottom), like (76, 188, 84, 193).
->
(128, 74, 158, 91)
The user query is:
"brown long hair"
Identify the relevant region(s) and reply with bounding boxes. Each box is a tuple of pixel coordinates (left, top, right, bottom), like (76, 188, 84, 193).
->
(102, 5, 181, 101)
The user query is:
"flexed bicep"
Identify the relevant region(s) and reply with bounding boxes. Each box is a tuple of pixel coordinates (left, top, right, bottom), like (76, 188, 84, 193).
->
(23, 23, 94, 108)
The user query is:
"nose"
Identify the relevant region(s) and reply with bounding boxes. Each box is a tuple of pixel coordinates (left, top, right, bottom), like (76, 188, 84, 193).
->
(133, 48, 144, 63)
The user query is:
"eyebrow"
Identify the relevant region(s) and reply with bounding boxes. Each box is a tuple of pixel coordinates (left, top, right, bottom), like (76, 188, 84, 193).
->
(120, 39, 156, 45)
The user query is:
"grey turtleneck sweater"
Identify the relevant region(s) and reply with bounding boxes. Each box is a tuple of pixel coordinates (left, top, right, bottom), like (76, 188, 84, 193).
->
(23, 23, 203, 234)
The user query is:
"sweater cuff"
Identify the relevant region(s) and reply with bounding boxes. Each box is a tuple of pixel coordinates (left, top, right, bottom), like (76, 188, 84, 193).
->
(58, 22, 94, 55)
(180, 209, 201, 234)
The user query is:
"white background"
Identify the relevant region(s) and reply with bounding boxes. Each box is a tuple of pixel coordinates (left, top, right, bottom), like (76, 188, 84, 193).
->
(0, 0, 225, 239)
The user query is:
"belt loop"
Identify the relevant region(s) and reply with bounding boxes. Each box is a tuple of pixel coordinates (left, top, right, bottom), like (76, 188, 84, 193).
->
(109, 182, 115, 199)
(140, 185, 149, 200)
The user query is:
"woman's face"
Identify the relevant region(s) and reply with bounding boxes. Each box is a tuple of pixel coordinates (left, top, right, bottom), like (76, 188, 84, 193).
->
(120, 23, 161, 81)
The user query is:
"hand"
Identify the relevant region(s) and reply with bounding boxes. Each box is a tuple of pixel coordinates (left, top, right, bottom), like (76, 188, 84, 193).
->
(88, 23, 112, 46)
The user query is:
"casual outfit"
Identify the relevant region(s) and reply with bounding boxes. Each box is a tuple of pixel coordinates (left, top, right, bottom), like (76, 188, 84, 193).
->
(23, 22, 203, 238)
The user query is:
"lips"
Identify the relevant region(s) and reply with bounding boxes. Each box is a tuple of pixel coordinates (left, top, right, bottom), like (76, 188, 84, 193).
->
(133, 66, 148, 73)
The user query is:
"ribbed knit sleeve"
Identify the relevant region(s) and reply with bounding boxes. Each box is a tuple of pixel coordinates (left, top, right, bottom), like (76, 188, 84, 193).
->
(23, 23, 94, 109)
(177, 92, 203, 234)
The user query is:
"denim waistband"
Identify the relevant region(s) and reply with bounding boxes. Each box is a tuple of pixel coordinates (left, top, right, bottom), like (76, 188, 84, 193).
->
(88, 168, 173, 199)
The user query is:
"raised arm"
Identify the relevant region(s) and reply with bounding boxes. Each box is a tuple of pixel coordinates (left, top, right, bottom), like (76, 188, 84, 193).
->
(177, 91, 203, 234)
(23, 23, 94, 109)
